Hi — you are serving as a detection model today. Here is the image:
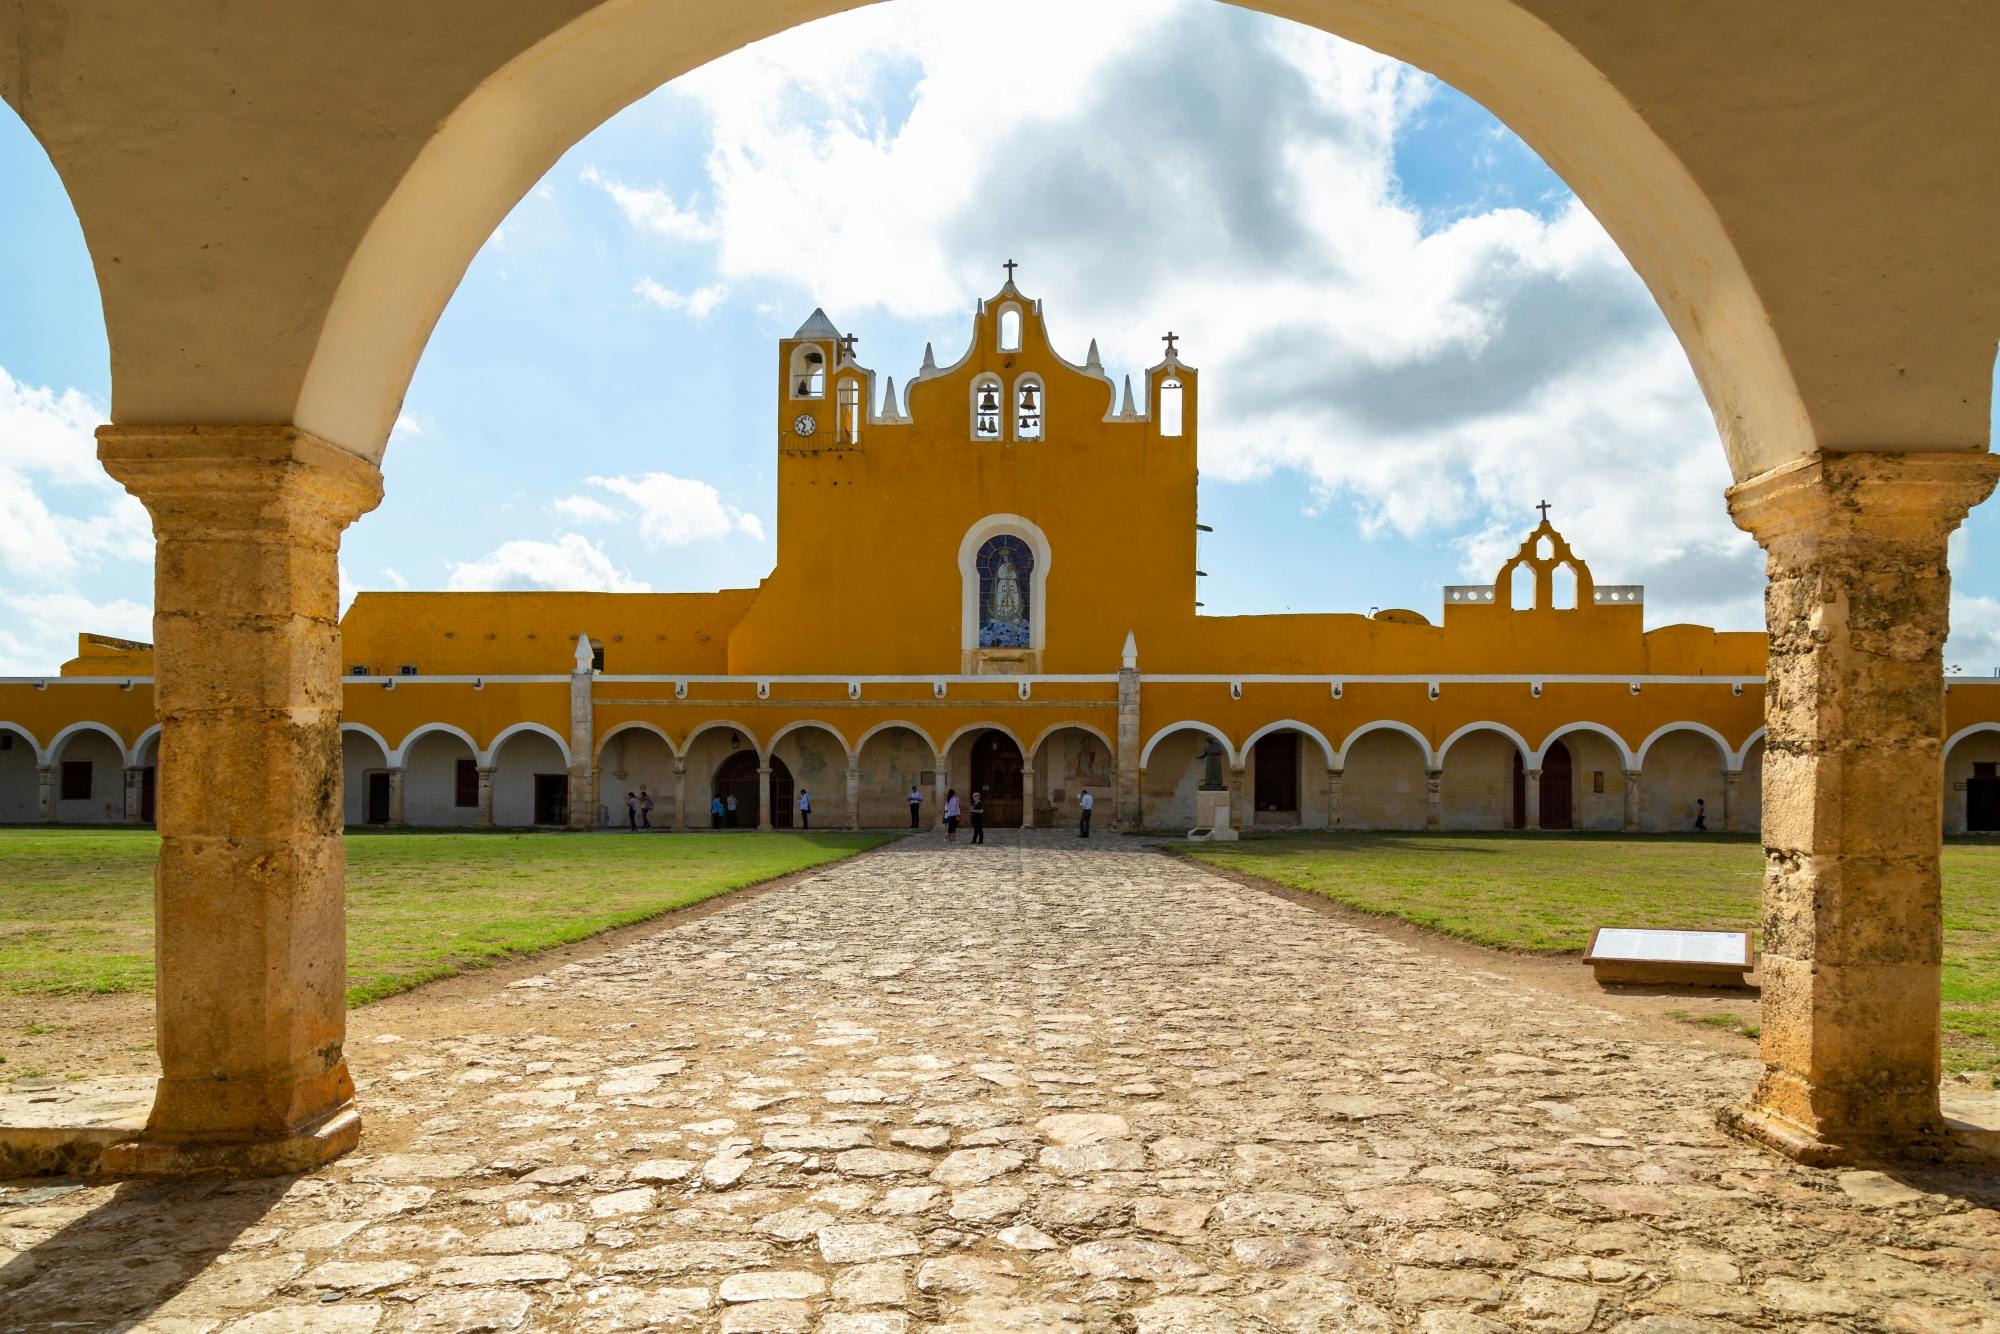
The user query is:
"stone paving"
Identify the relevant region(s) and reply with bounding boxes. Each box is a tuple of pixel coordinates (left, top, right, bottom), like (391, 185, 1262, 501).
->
(5, 832, 2000, 1332)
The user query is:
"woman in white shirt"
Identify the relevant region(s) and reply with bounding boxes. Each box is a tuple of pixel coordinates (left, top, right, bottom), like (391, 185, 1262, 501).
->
(942, 789, 961, 843)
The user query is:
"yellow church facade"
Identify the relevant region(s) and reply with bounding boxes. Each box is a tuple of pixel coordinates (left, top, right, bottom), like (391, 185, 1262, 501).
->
(6, 279, 2000, 836)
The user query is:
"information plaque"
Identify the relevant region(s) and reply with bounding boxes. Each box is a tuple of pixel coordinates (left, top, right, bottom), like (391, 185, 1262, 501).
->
(1582, 926, 1754, 988)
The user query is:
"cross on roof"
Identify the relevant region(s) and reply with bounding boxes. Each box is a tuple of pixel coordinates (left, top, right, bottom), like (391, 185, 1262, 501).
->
(1003, 258, 1019, 282)
(1162, 331, 1179, 358)
(838, 332, 859, 362)
(1536, 499, 1553, 522)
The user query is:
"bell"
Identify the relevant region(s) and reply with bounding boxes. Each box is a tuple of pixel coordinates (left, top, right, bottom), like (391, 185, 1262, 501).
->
(796, 379, 812, 395)
(979, 387, 1000, 412)
(1019, 383, 1038, 409)
(1019, 415, 1034, 431)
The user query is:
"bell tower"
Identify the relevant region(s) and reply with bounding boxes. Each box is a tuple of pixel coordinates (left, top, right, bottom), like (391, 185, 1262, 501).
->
(778, 308, 839, 450)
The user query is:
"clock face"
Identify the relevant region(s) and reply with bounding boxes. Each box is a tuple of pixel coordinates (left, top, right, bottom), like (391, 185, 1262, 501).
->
(792, 413, 817, 437)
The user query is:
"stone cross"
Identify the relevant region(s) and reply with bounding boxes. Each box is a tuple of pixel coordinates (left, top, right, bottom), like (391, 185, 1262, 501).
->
(838, 332, 859, 362)
(1003, 258, 1019, 281)
(1536, 499, 1552, 522)
(1162, 331, 1179, 358)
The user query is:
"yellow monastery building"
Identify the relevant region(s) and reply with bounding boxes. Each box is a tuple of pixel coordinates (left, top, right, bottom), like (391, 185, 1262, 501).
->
(5, 278, 1999, 836)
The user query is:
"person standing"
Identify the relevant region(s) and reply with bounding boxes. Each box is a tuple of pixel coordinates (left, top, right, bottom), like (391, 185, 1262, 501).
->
(969, 789, 985, 845)
(626, 791, 638, 831)
(943, 788, 961, 843)
(798, 788, 812, 830)
(639, 788, 653, 830)
(710, 793, 724, 830)
(908, 784, 923, 829)
(1078, 788, 1094, 838)
(1694, 797, 1708, 831)
(725, 791, 738, 827)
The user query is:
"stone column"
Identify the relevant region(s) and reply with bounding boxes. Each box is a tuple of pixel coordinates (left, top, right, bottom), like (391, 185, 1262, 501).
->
(845, 764, 861, 831)
(757, 764, 773, 831)
(1423, 769, 1443, 830)
(94, 425, 381, 1175)
(673, 760, 688, 831)
(386, 766, 405, 828)
(1523, 769, 1542, 831)
(1020, 767, 1037, 831)
(476, 766, 495, 829)
(933, 767, 947, 830)
(123, 765, 146, 823)
(1621, 769, 1642, 832)
(1326, 767, 1342, 829)
(1722, 769, 1742, 833)
(1720, 449, 2000, 1164)
(36, 764, 55, 822)
(567, 636, 595, 830)
(1229, 764, 1249, 830)
(1114, 632, 1141, 829)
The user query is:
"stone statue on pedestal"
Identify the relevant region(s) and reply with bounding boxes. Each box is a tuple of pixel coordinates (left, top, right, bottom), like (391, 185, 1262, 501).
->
(1196, 736, 1226, 791)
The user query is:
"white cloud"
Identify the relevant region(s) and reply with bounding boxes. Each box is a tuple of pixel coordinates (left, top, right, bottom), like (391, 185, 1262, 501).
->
(586, 473, 765, 545)
(581, 166, 717, 241)
(0, 365, 153, 583)
(380, 566, 410, 591)
(634, 0, 1762, 628)
(634, 277, 730, 319)
(554, 494, 623, 524)
(0, 590, 153, 677)
(447, 533, 652, 593)
(390, 412, 423, 442)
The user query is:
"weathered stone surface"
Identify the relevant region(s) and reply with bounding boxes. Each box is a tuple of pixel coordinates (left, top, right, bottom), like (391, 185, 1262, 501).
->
(1069, 1238, 1207, 1280)
(717, 1270, 825, 1302)
(815, 1223, 919, 1263)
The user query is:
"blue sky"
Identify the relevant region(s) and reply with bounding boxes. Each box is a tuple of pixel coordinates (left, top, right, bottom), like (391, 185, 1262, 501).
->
(2, 0, 1996, 674)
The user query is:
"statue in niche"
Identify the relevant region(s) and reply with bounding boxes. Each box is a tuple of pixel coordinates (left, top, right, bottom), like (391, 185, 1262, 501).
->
(1196, 736, 1227, 791)
(977, 535, 1033, 649)
(992, 552, 1024, 624)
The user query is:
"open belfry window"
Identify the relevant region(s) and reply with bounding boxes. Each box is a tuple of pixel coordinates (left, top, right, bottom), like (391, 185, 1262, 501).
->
(1159, 377, 1184, 436)
(998, 306, 1022, 352)
(972, 374, 1004, 440)
(790, 344, 825, 398)
(1014, 376, 1043, 439)
(837, 379, 862, 443)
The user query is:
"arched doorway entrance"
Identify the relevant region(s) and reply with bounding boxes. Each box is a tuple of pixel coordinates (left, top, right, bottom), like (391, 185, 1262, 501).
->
(969, 729, 1024, 828)
(715, 750, 794, 828)
(1513, 741, 1574, 830)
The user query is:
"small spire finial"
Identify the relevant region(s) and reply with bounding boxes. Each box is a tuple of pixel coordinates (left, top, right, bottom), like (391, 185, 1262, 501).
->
(1536, 499, 1552, 523)
(574, 634, 594, 672)
(921, 341, 937, 373)
(1119, 375, 1136, 418)
(881, 376, 899, 419)
(1122, 631, 1138, 670)
(1162, 331, 1179, 358)
(1085, 338, 1101, 370)
(1003, 258, 1019, 283)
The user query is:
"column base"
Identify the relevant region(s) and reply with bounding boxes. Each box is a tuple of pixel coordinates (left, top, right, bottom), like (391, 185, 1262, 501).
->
(96, 1101, 361, 1178)
(1717, 1100, 1949, 1168)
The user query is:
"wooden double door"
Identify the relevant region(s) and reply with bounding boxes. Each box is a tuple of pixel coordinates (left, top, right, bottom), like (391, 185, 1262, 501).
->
(970, 730, 1024, 828)
(1512, 741, 1573, 829)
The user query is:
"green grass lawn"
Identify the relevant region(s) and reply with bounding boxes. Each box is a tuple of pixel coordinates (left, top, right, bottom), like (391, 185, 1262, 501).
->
(1184, 831, 2000, 1073)
(0, 828, 892, 1007)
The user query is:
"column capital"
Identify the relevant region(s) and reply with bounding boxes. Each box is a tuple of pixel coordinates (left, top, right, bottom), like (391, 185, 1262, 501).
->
(97, 425, 384, 534)
(1727, 449, 2000, 557)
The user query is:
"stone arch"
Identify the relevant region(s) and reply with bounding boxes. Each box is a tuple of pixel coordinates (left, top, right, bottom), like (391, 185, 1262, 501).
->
(340, 725, 393, 827)
(1541, 726, 1631, 831)
(47, 720, 133, 766)
(1535, 722, 1637, 770)
(488, 723, 570, 827)
(940, 724, 1027, 828)
(1731, 726, 1768, 772)
(598, 722, 677, 829)
(769, 718, 854, 764)
(684, 722, 761, 827)
(1238, 721, 1335, 829)
(1334, 720, 1436, 770)
(854, 721, 938, 829)
(1027, 722, 1116, 829)
(595, 720, 678, 764)
(401, 725, 480, 826)
(1639, 728, 1728, 832)
(1637, 721, 1733, 770)
(1944, 723, 2000, 834)
(766, 721, 850, 828)
(393, 721, 480, 767)
(1437, 724, 1529, 830)
(1139, 723, 1235, 829)
(483, 721, 570, 768)
(47, 721, 127, 822)
(1736, 734, 1766, 835)
(0, 722, 40, 824)
(1241, 719, 1336, 769)
(1140, 721, 1235, 770)
(682, 719, 763, 761)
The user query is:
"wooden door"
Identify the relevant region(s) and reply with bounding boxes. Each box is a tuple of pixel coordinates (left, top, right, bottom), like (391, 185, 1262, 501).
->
(1970, 769, 2000, 832)
(1254, 732, 1299, 815)
(365, 771, 392, 825)
(140, 766, 157, 823)
(1540, 740, 1574, 830)
(970, 730, 1024, 827)
(533, 773, 569, 826)
(1510, 751, 1527, 829)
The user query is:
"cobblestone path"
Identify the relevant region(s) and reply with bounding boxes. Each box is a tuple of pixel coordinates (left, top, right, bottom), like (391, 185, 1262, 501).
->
(5, 833, 1999, 1332)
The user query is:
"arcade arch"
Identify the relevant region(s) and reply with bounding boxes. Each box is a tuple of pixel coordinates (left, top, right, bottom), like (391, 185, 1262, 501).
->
(1945, 724, 2000, 834)
(1336, 726, 1429, 830)
(1139, 723, 1234, 829)
(854, 723, 936, 829)
(1437, 726, 1525, 831)
(341, 727, 393, 827)
(489, 726, 570, 827)
(684, 723, 759, 828)
(1639, 728, 1730, 833)
(942, 725, 1026, 829)
(0, 723, 38, 823)
(48, 723, 125, 824)
(599, 723, 677, 829)
(1027, 723, 1115, 830)
(402, 726, 482, 827)
(767, 722, 849, 829)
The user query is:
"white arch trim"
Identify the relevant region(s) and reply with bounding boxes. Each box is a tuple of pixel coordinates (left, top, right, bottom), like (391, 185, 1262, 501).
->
(958, 513, 1053, 655)
(1334, 720, 1436, 770)
(1437, 721, 1533, 765)
(767, 719, 856, 764)
(45, 720, 134, 766)
(392, 722, 481, 767)
(484, 721, 572, 767)
(0, 721, 42, 759)
(131, 723, 162, 764)
(339, 722, 395, 764)
(853, 719, 940, 758)
(941, 722, 1030, 758)
(1140, 721, 1238, 770)
(1731, 726, 1768, 770)
(681, 719, 764, 762)
(1945, 722, 2000, 757)
(595, 720, 677, 764)
(1536, 722, 1638, 770)
(1636, 721, 1734, 770)
(1240, 720, 1336, 769)
(1027, 720, 1117, 762)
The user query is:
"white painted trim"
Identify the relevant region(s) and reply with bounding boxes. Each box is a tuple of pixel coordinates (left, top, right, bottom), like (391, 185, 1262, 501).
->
(1535, 722, 1638, 770)
(958, 514, 1053, 657)
(485, 721, 572, 767)
(343, 675, 568, 685)
(940, 721, 1030, 758)
(1139, 673, 1766, 686)
(0, 721, 42, 759)
(680, 718, 763, 762)
(1636, 721, 1734, 770)
(1335, 720, 1436, 769)
(596, 673, 1118, 686)
(1944, 722, 2000, 757)
(1239, 719, 1336, 768)
(594, 720, 677, 764)
(852, 719, 940, 759)
(1011, 372, 1045, 441)
(1437, 721, 1533, 763)
(1731, 726, 1768, 770)
(339, 722, 395, 765)
(0, 677, 156, 687)
(392, 722, 481, 767)
(45, 720, 133, 767)
(767, 718, 856, 764)
(1026, 720, 1116, 761)
(131, 723, 162, 764)
(1139, 721, 1237, 770)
